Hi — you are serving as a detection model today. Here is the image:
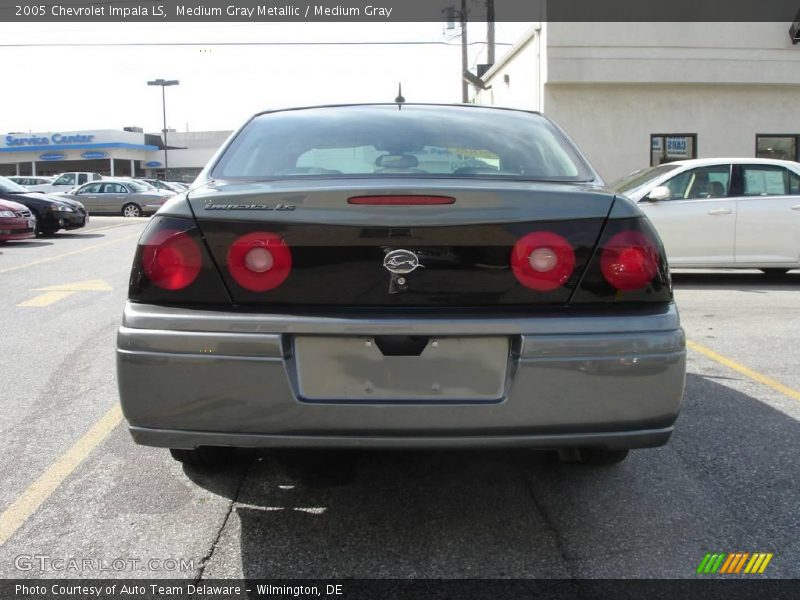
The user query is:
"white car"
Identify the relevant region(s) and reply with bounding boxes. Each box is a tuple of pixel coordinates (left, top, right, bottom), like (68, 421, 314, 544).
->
(6, 176, 54, 187)
(611, 158, 800, 275)
(26, 172, 103, 194)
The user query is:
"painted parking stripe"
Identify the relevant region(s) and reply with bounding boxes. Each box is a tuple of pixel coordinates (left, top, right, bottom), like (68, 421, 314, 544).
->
(17, 290, 76, 307)
(687, 340, 800, 403)
(17, 279, 113, 308)
(0, 405, 122, 546)
(0, 232, 140, 274)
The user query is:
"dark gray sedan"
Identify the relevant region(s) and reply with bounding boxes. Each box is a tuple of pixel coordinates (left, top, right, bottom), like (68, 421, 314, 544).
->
(117, 104, 686, 470)
(61, 178, 168, 217)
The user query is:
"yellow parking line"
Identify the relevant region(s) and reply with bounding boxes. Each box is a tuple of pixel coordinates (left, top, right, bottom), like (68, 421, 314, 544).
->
(82, 222, 139, 234)
(0, 232, 140, 274)
(17, 290, 77, 307)
(687, 340, 800, 402)
(0, 404, 123, 546)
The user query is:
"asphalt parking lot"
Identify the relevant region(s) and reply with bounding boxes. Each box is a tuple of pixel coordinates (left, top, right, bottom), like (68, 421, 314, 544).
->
(0, 217, 798, 581)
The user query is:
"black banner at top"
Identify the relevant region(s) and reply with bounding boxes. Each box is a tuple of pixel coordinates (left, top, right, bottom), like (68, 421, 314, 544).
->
(1, 0, 800, 22)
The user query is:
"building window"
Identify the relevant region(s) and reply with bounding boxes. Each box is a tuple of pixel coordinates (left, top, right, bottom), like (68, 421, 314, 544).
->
(650, 134, 697, 166)
(756, 135, 799, 161)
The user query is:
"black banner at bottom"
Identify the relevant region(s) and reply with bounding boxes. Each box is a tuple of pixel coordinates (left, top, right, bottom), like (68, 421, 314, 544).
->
(2, 579, 799, 600)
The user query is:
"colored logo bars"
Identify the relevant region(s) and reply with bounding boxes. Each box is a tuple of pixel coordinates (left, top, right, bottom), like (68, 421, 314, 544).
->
(697, 552, 773, 575)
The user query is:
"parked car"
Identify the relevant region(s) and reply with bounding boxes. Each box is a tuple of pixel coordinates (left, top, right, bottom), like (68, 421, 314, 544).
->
(26, 172, 103, 193)
(6, 176, 54, 187)
(611, 158, 800, 274)
(168, 181, 189, 191)
(60, 178, 167, 217)
(117, 104, 686, 469)
(140, 178, 184, 194)
(0, 198, 36, 242)
(0, 176, 87, 235)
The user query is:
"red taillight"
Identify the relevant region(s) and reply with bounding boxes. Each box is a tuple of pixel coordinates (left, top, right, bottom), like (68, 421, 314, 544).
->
(511, 231, 576, 291)
(227, 232, 292, 291)
(141, 229, 202, 290)
(348, 195, 455, 205)
(600, 230, 659, 291)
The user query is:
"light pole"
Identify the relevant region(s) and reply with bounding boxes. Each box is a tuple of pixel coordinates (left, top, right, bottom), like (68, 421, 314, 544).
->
(147, 79, 179, 179)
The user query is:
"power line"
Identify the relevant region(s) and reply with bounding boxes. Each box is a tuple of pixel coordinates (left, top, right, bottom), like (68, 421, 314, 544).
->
(0, 40, 513, 48)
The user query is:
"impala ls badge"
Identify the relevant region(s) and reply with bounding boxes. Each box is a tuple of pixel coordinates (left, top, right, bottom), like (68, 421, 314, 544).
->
(383, 249, 423, 274)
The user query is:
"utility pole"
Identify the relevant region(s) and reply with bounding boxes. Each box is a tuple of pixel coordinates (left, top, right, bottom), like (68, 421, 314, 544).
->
(147, 79, 180, 179)
(487, 0, 495, 65)
(460, 0, 468, 102)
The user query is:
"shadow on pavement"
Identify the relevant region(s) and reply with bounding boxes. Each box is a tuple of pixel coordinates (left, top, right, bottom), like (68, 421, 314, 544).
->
(0, 240, 53, 249)
(185, 373, 799, 579)
(48, 232, 108, 239)
(672, 270, 799, 291)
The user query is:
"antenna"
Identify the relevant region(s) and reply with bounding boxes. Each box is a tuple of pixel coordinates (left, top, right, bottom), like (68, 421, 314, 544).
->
(395, 83, 405, 104)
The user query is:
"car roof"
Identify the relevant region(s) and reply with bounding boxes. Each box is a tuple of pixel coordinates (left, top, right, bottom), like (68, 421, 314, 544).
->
(661, 157, 800, 168)
(251, 102, 544, 119)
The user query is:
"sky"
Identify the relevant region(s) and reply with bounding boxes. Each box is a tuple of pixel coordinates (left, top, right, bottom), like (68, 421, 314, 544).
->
(0, 22, 530, 134)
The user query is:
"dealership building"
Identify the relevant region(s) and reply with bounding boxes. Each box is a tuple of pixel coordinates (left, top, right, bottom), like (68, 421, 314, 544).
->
(0, 128, 231, 182)
(472, 22, 800, 182)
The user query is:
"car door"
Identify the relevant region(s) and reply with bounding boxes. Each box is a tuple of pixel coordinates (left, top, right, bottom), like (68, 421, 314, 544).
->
(638, 164, 735, 266)
(75, 182, 103, 212)
(104, 182, 130, 214)
(732, 164, 800, 265)
(51, 173, 76, 191)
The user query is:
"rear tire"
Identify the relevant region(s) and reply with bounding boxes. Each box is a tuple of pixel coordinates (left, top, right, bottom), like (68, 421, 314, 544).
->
(169, 446, 232, 468)
(761, 268, 790, 277)
(558, 447, 629, 466)
(122, 203, 142, 218)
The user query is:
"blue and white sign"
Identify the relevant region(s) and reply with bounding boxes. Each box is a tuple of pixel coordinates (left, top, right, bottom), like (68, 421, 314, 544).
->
(651, 137, 663, 152)
(39, 152, 65, 161)
(81, 151, 108, 159)
(145, 160, 162, 167)
(665, 136, 689, 157)
(7, 133, 95, 147)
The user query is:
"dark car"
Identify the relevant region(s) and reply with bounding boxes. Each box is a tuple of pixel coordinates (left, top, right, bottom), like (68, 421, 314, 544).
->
(0, 176, 87, 235)
(0, 198, 36, 242)
(117, 104, 686, 469)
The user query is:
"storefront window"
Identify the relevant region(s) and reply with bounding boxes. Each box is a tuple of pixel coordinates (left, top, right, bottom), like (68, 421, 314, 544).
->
(756, 135, 799, 161)
(650, 134, 697, 166)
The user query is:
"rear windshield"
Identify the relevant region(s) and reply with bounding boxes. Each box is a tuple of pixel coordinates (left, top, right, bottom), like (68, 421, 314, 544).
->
(212, 105, 595, 182)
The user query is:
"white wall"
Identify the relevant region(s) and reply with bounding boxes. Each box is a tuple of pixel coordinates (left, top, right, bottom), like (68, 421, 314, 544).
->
(545, 22, 800, 86)
(476, 27, 542, 110)
(545, 83, 800, 182)
(474, 22, 800, 181)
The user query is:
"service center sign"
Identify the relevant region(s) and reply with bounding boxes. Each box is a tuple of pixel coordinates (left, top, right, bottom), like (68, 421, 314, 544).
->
(4, 133, 96, 147)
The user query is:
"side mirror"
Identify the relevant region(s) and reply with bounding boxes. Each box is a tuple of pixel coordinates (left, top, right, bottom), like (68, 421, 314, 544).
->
(646, 186, 671, 202)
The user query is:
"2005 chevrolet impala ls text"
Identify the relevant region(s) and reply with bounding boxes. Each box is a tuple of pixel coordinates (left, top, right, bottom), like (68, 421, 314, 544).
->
(116, 104, 686, 469)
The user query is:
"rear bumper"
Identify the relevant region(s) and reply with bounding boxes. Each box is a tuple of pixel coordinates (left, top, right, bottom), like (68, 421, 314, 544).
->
(117, 302, 686, 450)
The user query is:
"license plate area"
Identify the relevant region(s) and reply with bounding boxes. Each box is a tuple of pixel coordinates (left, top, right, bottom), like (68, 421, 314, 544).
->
(292, 335, 510, 403)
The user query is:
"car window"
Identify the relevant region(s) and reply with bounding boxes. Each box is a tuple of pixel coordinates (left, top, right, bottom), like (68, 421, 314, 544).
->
(213, 105, 595, 182)
(609, 164, 681, 196)
(101, 183, 126, 193)
(741, 165, 791, 196)
(79, 183, 102, 194)
(789, 170, 800, 194)
(126, 181, 150, 192)
(77, 174, 88, 185)
(92, 173, 102, 181)
(662, 165, 730, 200)
(54, 174, 75, 186)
